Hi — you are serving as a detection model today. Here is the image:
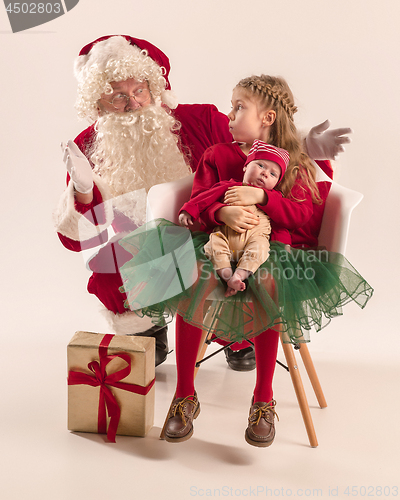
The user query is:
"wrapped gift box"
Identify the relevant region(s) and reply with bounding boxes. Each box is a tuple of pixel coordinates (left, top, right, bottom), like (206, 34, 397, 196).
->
(67, 331, 155, 441)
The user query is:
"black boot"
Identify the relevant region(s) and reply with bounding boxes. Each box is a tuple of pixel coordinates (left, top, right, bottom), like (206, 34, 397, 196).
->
(134, 325, 169, 367)
(225, 346, 256, 371)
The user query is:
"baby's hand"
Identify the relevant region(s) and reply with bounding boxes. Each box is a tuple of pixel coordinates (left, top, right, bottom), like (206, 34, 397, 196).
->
(284, 244, 292, 254)
(179, 211, 194, 228)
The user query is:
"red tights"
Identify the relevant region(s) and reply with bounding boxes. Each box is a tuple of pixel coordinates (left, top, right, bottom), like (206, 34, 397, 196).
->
(175, 314, 279, 403)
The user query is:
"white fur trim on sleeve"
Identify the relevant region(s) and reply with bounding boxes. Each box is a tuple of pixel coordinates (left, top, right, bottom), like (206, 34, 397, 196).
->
(53, 174, 114, 241)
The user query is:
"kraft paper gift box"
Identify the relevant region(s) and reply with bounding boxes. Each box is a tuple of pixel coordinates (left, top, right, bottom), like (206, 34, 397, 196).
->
(67, 331, 155, 441)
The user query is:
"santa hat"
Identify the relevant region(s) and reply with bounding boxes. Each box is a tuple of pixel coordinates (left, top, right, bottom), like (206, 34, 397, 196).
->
(74, 35, 178, 111)
(245, 140, 290, 182)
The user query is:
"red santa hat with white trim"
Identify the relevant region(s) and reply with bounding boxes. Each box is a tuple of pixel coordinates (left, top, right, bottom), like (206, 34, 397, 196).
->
(245, 140, 290, 182)
(74, 35, 178, 110)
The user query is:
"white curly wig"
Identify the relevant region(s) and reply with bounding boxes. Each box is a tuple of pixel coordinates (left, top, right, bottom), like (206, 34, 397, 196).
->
(74, 35, 178, 121)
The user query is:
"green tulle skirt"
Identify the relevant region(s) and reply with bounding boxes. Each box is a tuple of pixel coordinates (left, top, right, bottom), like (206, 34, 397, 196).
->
(118, 219, 373, 344)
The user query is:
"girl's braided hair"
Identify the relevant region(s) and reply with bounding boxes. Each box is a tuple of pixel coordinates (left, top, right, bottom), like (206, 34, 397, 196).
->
(238, 76, 298, 120)
(236, 75, 322, 204)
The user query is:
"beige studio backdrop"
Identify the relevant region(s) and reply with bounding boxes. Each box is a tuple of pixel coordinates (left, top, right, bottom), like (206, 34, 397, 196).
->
(0, 0, 399, 498)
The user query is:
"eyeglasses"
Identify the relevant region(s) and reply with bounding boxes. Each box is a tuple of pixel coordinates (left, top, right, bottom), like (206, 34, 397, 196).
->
(102, 87, 151, 109)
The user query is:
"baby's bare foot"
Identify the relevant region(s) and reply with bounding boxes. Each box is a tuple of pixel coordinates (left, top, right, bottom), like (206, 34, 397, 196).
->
(226, 274, 246, 292)
(225, 286, 238, 297)
(217, 267, 233, 282)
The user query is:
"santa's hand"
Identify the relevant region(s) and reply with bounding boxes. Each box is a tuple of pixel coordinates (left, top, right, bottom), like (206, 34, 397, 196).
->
(179, 211, 194, 228)
(305, 120, 352, 160)
(61, 140, 94, 194)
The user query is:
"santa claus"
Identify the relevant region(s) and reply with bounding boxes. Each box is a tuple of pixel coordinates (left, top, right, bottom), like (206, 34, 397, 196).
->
(54, 35, 234, 366)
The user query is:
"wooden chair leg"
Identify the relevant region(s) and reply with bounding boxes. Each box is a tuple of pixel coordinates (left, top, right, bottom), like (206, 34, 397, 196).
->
(159, 326, 210, 439)
(280, 338, 318, 448)
(298, 343, 327, 408)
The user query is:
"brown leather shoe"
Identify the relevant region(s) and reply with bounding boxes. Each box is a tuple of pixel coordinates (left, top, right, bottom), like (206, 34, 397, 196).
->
(164, 394, 200, 443)
(245, 399, 278, 447)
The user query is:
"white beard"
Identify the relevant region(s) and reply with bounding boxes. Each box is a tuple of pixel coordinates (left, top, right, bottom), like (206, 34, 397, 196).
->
(90, 105, 190, 224)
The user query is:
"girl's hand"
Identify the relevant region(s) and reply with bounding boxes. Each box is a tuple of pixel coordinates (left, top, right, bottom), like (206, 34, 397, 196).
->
(223, 185, 267, 206)
(217, 206, 260, 233)
(179, 211, 194, 228)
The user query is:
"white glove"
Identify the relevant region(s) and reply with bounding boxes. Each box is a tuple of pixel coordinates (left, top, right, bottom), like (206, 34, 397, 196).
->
(305, 120, 352, 160)
(61, 140, 94, 194)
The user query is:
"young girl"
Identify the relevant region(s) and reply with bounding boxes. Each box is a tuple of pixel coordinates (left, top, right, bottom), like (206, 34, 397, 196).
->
(119, 75, 373, 447)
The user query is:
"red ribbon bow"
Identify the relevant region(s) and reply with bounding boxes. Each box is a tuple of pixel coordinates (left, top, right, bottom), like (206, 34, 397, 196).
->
(68, 334, 155, 442)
